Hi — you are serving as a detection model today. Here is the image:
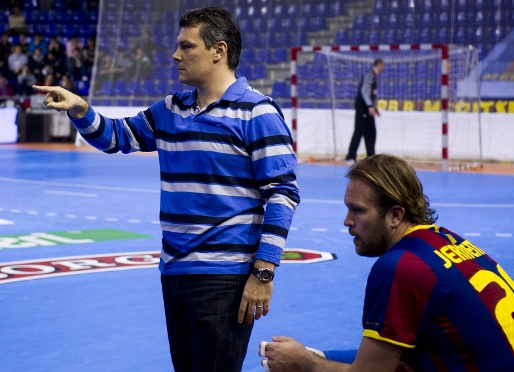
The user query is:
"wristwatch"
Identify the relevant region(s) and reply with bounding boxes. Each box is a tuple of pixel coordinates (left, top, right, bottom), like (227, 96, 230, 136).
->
(251, 267, 275, 283)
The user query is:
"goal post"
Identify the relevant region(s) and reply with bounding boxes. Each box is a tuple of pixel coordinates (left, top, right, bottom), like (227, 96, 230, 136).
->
(290, 44, 481, 171)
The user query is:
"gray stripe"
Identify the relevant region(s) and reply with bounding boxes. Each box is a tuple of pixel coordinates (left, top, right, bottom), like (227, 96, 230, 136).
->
(207, 104, 278, 121)
(122, 119, 140, 152)
(252, 144, 294, 161)
(361, 70, 375, 107)
(161, 181, 261, 199)
(268, 193, 298, 210)
(77, 111, 102, 135)
(260, 233, 286, 249)
(161, 214, 263, 235)
(156, 139, 247, 157)
(176, 252, 254, 262)
(165, 95, 190, 118)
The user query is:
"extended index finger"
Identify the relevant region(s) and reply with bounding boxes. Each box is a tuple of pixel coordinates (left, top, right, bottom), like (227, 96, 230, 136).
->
(32, 85, 61, 93)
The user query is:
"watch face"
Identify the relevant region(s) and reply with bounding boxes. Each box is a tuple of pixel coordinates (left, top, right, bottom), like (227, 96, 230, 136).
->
(256, 268, 274, 282)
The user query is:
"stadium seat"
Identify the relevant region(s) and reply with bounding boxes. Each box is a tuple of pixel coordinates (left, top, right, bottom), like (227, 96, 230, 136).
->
(286, 4, 300, 18)
(97, 81, 113, 96)
(474, 10, 485, 25)
(369, 30, 380, 45)
(89, 11, 99, 23)
(42, 24, 58, 37)
(255, 49, 270, 64)
(273, 4, 286, 17)
(54, 10, 69, 23)
(23, 0, 37, 10)
(271, 81, 288, 98)
(297, 65, 309, 79)
(76, 81, 90, 96)
(138, 80, 154, 96)
(309, 17, 326, 31)
(454, 26, 468, 44)
(38, 10, 53, 23)
(60, 24, 76, 37)
(309, 63, 326, 80)
(387, 13, 399, 28)
(54, 0, 67, 11)
(236, 65, 252, 79)
(472, 26, 484, 44)
(435, 27, 449, 43)
(250, 65, 266, 80)
(240, 49, 255, 64)
(25, 10, 37, 24)
(374, 0, 386, 13)
(71, 11, 86, 23)
(154, 80, 168, 96)
(112, 81, 128, 96)
(335, 30, 349, 45)
(270, 48, 288, 63)
(273, 32, 290, 47)
(383, 29, 397, 44)
(419, 28, 432, 43)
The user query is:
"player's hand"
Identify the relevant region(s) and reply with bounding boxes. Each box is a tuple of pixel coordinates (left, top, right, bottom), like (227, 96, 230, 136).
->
(261, 337, 313, 372)
(369, 107, 379, 116)
(238, 271, 273, 324)
(31, 85, 89, 119)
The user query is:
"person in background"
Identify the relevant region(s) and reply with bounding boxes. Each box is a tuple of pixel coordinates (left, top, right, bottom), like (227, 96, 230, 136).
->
(46, 51, 65, 80)
(59, 74, 75, 94)
(82, 36, 95, 79)
(7, 6, 28, 35)
(128, 47, 151, 79)
(345, 59, 384, 166)
(136, 29, 158, 60)
(17, 64, 36, 95)
(48, 36, 65, 61)
(8, 44, 28, 79)
(0, 74, 14, 101)
(0, 33, 13, 63)
(68, 47, 86, 82)
(37, 63, 53, 83)
(28, 47, 46, 78)
(18, 33, 29, 54)
(28, 32, 48, 56)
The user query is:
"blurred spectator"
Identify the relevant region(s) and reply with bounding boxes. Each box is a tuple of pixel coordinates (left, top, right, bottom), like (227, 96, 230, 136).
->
(59, 74, 76, 93)
(48, 36, 65, 61)
(66, 35, 83, 59)
(43, 73, 55, 87)
(8, 6, 28, 36)
(0, 33, 12, 62)
(46, 51, 65, 80)
(96, 52, 114, 87)
(112, 49, 132, 80)
(68, 47, 86, 82)
(86, 0, 99, 11)
(136, 30, 158, 60)
(8, 44, 28, 78)
(37, 63, 53, 83)
(28, 48, 46, 77)
(129, 47, 152, 79)
(0, 58, 8, 78)
(0, 75, 14, 99)
(17, 64, 36, 95)
(28, 33, 48, 56)
(18, 33, 29, 54)
(38, 0, 54, 10)
(82, 36, 95, 78)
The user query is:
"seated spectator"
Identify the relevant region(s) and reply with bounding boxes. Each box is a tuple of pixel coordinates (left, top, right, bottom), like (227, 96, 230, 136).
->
(68, 47, 86, 82)
(17, 64, 36, 95)
(0, 75, 14, 100)
(28, 33, 48, 56)
(37, 63, 53, 83)
(136, 30, 158, 60)
(112, 49, 132, 81)
(65, 35, 83, 60)
(43, 73, 55, 87)
(18, 33, 29, 54)
(59, 74, 76, 94)
(0, 58, 8, 78)
(48, 36, 65, 61)
(8, 6, 28, 36)
(95, 52, 114, 88)
(82, 36, 95, 79)
(0, 33, 12, 63)
(28, 47, 46, 77)
(129, 47, 152, 79)
(46, 51, 65, 80)
(8, 44, 27, 78)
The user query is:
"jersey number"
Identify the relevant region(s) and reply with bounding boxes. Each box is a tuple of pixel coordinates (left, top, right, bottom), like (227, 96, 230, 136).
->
(469, 264, 514, 350)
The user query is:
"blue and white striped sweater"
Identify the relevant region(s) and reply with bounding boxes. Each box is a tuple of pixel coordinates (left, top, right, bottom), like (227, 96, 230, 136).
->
(71, 78, 299, 275)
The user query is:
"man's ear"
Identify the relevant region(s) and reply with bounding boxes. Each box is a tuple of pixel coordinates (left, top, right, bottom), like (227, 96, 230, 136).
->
(213, 41, 228, 63)
(388, 205, 406, 228)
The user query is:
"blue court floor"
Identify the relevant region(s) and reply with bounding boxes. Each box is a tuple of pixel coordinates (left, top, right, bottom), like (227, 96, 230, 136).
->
(1, 145, 514, 371)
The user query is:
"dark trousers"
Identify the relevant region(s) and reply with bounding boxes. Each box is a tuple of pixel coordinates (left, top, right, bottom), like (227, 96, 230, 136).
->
(346, 106, 376, 161)
(161, 273, 253, 372)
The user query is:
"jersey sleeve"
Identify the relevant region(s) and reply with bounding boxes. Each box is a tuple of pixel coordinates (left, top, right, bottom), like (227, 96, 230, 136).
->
(69, 104, 159, 154)
(245, 98, 300, 266)
(362, 249, 442, 348)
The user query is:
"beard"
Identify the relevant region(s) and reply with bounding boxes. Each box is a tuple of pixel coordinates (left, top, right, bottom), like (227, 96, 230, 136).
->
(353, 219, 390, 257)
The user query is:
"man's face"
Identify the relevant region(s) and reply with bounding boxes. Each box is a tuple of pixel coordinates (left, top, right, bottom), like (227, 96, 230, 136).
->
(344, 177, 391, 257)
(172, 26, 216, 87)
(375, 63, 385, 74)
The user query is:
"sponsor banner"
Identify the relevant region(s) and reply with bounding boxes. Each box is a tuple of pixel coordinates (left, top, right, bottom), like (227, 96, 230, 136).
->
(0, 229, 151, 250)
(377, 99, 514, 113)
(0, 248, 336, 284)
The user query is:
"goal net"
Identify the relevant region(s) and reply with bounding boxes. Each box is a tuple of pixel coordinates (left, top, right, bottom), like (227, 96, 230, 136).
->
(292, 45, 481, 171)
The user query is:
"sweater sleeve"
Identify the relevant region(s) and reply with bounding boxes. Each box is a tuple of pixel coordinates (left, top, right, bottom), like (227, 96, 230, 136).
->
(69, 104, 158, 154)
(246, 98, 300, 266)
(360, 70, 375, 107)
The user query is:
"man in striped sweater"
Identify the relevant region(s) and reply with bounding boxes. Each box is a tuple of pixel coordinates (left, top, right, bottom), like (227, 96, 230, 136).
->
(33, 7, 299, 372)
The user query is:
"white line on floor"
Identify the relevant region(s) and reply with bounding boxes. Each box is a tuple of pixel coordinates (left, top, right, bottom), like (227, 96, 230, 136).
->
(44, 190, 98, 197)
(495, 233, 512, 237)
(85, 216, 98, 220)
(128, 219, 141, 223)
(10, 209, 21, 213)
(341, 228, 349, 233)
(289, 227, 298, 231)
(28, 211, 38, 215)
(151, 221, 160, 224)
(311, 228, 327, 232)
(0, 218, 14, 225)
(464, 232, 481, 237)
(106, 217, 118, 222)
(45, 212, 57, 217)
(65, 214, 77, 219)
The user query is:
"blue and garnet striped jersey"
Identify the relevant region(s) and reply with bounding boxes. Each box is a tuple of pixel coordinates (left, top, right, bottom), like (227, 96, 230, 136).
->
(362, 225, 514, 371)
(69, 77, 300, 275)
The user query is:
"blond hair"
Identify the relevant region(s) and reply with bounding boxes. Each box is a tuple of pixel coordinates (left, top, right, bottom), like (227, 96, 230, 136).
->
(347, 154, 437, 224)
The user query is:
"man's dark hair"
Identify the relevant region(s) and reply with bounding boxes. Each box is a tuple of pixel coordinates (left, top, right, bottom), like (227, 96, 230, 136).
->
(373, 58, 384, 67)
(179, 7, 241, 70)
